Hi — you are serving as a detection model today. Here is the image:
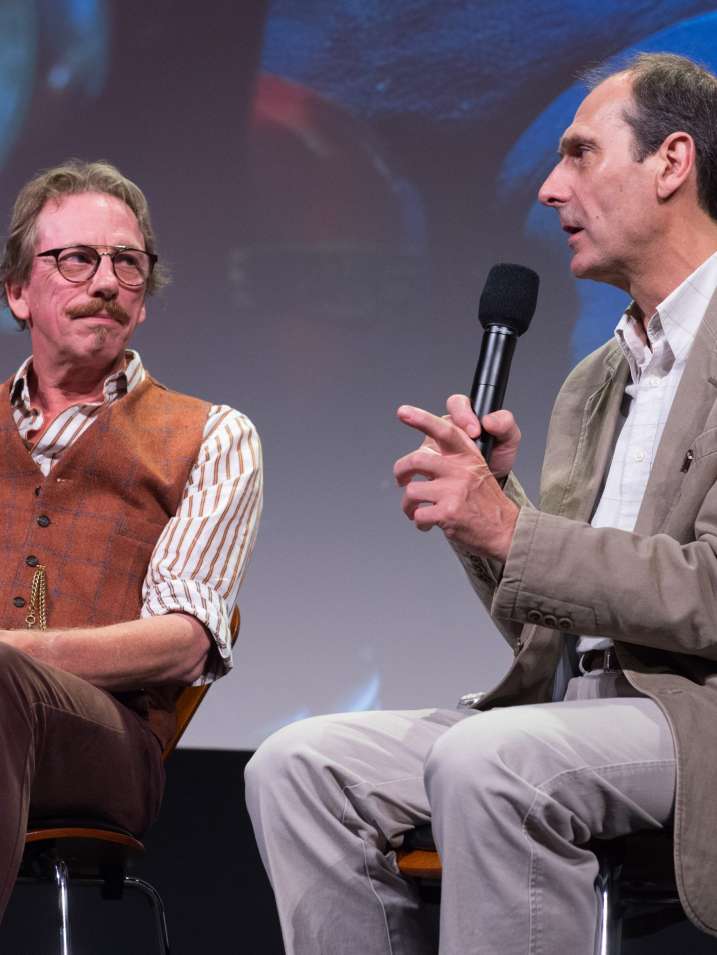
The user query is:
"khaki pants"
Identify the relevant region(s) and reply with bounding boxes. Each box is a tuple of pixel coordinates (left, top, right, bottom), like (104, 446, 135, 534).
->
(0, 642, 164, 916)
(245, 674, 676, 955)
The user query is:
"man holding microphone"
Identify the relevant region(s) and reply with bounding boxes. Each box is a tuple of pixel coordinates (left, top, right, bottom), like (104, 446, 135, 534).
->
(247, 52, 717, 953)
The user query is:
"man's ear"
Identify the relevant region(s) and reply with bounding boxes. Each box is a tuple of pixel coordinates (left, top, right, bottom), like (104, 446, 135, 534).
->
(656, 131, 696, 202)
(5, 279, 30, 323)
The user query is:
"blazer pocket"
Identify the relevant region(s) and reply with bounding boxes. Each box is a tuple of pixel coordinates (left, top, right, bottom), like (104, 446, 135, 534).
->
(664, 428, 717, 537)
(692, 427, 717, 460)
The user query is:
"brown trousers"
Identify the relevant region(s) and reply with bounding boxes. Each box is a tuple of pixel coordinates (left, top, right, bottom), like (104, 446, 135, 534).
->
(0, 642, 164, 916)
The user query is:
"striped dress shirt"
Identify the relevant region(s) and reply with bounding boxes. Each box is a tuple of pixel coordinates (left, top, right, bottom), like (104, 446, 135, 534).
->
(578, 251, 717, 656)
(10, 350, 263, 683)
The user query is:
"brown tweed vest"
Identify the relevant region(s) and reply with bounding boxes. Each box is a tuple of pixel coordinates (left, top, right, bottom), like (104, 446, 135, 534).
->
(0, 373, 210, 749)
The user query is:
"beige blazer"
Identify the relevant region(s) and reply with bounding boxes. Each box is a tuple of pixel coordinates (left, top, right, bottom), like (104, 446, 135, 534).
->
(465, 289, 717, 935)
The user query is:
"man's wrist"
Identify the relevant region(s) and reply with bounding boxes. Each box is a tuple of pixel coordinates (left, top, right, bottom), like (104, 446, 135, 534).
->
(492, 499, 520, 563)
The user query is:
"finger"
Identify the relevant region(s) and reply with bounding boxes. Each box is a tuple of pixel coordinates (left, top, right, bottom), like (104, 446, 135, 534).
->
(401, 488, 441, 531)
(413, 502, 440, 532)
(401, 479, 441, 519)
(480, 409, 521, 442)
(446, 394, 482, 439)
(394, 449, 451, 487)
(397, 404, 470, 452)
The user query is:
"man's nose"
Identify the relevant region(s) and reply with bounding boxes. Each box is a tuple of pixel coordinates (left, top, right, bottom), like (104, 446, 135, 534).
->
(538, 164, 568, 208)
(87, 254, 119, 299)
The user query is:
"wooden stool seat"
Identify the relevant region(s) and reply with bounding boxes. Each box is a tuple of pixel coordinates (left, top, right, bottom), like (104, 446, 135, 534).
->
(22, 822, 145, 881)
(397, 825, 441, 881)
(19, 820, 168, 953)
(396, 847, 442, 880)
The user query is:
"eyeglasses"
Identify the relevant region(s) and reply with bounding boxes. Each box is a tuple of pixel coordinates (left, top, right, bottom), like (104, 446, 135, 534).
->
(36, 245, 158, 288)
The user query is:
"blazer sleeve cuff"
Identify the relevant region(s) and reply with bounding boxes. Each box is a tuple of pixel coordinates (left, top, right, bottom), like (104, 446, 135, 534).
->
(492, 508, 599, 633)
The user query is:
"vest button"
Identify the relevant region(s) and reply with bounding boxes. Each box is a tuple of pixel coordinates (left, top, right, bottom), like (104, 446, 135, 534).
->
(527, 610, 543, 624)
(37, 515, 51, 528)
(543, 614, 558, 628)
(34, 486, 41, 497)
(13, 597, 25, 608)
(26, 555, 38, 567)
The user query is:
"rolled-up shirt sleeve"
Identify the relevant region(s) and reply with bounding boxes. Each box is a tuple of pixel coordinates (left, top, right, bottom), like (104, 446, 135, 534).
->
(140, 405, 263, 683)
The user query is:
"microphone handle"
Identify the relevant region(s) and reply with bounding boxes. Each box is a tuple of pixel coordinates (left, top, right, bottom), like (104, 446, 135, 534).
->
(469, 325, 517, 460)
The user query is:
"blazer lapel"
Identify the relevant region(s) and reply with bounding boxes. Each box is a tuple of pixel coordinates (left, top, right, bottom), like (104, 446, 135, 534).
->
(544, 343, 629, 523)
(635, 290, 717, 535)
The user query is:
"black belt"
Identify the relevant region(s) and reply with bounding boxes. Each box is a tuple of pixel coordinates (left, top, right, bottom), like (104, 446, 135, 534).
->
(578, 647, 621, 674)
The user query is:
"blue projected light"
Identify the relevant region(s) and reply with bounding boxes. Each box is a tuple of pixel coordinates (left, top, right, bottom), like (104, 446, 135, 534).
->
(499, 10, 717, 361)
(0, 0, 110, 338)
(261, 1, 494, 120)
(260, 1, 561, 122)
(0, 0, 109, 169)
(0, 3, 37, 171)
(42, 0, 109, 97)
(260, 2, 717, 124)
(256, 673, 382, 740)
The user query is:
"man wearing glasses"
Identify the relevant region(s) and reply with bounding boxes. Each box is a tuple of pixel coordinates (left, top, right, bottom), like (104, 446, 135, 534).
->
(0, 160, 262, 918)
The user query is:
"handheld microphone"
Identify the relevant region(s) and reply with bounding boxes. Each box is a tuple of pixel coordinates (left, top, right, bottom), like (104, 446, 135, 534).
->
(470, 263, 539, 460)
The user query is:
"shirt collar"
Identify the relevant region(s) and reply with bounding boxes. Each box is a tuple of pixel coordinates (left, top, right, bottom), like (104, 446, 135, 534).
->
(614, 252, 717, 383)
(10, 349, 145, 411)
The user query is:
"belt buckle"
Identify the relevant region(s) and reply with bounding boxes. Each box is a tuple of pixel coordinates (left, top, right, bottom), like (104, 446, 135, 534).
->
(578, 647, 619, 674)
(604, 646, 618, 671)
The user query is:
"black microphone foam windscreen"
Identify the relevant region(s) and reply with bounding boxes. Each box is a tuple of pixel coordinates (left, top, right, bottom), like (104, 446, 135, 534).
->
(478, 263, 540, 335)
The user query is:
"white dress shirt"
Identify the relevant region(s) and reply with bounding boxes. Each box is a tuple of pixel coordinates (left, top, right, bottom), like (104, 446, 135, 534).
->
(578, 251, 717, 657)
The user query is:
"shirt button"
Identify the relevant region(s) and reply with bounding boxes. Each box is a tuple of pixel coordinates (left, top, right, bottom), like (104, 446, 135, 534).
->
(37, 515, 51, 528)
(26, 555, 38, 567)
(634, 450, 645, 462)
(13, 596, 25, 608)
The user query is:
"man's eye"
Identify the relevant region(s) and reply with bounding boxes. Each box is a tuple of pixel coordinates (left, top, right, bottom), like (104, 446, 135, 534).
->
(115, 251, 141, 267)
(60, 248, 94, 265)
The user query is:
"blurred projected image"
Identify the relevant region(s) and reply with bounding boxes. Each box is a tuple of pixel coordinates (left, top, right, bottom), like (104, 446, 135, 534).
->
(3, 0, 717, 746)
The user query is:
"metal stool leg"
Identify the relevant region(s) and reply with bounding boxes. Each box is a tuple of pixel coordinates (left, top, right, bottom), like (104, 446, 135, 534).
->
(124, 876, 171, 955)
(594, 848, 623, 955)
(52, 859, 72, 955)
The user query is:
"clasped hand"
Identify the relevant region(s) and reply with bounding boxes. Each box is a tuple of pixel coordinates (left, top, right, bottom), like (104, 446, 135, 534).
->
(393, 395, 521, 563)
